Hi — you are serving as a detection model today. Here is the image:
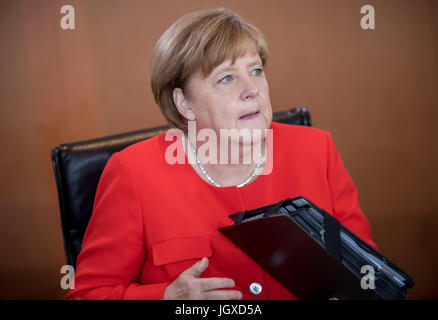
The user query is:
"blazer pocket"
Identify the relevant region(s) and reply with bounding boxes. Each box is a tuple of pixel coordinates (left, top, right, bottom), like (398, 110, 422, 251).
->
(152, 236, 212, 266)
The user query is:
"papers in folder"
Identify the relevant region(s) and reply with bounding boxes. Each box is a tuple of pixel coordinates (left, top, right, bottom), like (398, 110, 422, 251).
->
(219, 196, 414, 300)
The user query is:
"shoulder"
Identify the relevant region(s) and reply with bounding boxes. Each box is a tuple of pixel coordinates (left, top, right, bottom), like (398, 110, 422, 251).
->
(106, 132, 170, 178)
(118, 133, 165, 159)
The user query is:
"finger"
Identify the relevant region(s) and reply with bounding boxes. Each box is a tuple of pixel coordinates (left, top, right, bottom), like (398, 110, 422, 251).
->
(197, 277, 235, 291)
(201, 289, 242, 300)
(183, 257, 209, 278)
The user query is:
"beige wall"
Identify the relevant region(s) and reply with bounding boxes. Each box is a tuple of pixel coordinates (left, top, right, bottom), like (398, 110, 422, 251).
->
(0, 0, 437, 299)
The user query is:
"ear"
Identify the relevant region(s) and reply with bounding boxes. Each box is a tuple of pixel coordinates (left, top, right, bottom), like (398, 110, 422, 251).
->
(173, 87, 196, 121)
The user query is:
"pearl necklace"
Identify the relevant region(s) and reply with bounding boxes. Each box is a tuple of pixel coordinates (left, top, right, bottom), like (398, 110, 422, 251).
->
(183, 134, 265, 188)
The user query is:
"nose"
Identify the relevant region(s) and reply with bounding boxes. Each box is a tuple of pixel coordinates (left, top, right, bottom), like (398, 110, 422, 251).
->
(240, 75, 259, 100)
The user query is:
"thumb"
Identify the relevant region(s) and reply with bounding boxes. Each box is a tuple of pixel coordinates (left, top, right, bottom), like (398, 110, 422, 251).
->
(184, 257, 209, 278)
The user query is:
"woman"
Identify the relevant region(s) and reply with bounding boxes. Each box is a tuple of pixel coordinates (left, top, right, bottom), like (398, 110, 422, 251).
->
(66, 8, 377, 300)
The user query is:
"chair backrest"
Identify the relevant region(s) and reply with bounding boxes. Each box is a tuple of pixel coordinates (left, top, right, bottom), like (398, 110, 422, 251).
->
(51, 107, 312, 267)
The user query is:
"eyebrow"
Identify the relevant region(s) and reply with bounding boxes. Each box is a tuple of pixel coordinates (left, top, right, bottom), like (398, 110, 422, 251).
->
(214, 60, 262, 75)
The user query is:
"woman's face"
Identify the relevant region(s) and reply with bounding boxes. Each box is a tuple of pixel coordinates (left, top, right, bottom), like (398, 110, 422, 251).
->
(174, 48, 273, 140)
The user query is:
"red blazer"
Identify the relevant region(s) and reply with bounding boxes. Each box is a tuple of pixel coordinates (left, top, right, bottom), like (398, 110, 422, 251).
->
(66, 122, 377, 300)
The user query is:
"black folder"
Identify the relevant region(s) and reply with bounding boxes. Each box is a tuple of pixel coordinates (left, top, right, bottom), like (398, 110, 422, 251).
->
(219, 196, 414, 300)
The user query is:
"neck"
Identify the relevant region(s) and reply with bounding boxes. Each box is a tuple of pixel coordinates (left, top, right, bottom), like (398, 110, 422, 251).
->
(183, 132, 266, 187)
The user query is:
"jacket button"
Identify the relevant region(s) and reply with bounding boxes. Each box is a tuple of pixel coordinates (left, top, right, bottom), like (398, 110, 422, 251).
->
(249, 282, 262, 295)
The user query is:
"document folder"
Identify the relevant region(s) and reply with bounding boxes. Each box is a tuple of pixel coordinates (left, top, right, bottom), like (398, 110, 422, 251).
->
(219, 196, 414, 300)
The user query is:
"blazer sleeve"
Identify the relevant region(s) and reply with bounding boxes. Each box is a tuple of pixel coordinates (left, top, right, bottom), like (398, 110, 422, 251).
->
(65, 153, 170, 300)
(325, 131, 378, 250)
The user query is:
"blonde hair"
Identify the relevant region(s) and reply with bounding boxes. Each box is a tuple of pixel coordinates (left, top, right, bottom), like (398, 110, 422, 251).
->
(150, 8, 269, 130)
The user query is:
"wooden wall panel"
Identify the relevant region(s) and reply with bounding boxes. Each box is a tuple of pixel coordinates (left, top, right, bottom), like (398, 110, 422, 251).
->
(0, 0, 436, 299)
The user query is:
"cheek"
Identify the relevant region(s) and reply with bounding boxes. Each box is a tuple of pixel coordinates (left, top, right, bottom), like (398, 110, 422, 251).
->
(260, 82, 270, 99)
(195, 98, 230, 129)
(219, 104, 238, 126)
(210, 93, 236, 114)
(206, 105, 236, 131)
(261, 86, 272, 107)
(193, 94, 217, 121)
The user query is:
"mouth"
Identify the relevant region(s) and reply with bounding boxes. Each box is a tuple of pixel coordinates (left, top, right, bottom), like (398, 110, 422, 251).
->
(239, 111, 260, 120)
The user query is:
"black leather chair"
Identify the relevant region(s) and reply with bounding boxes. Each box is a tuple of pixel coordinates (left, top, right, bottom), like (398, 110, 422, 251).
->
(51, 108, 312, 267)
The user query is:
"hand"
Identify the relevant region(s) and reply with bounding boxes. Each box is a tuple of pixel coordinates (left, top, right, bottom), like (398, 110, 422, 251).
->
(163, 257, 242, 300)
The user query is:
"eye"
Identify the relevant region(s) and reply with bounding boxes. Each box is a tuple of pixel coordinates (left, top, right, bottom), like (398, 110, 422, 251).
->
(219, 75, 232, 83)
(252, 68, 263, 76)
